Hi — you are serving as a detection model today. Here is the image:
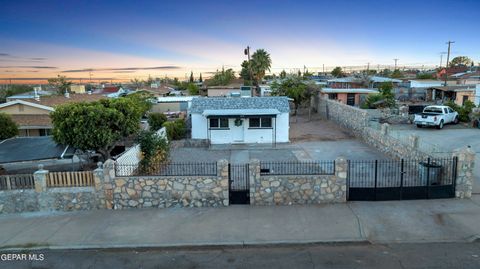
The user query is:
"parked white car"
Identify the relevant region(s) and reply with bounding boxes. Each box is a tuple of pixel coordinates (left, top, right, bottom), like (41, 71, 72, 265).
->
(413, 105, 459, 129)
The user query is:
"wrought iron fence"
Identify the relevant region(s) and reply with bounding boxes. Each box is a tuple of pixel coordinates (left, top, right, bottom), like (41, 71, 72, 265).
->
(115, 162, 218, 177)
(260, 160, 335, 176)
(348, 158, 456, 188)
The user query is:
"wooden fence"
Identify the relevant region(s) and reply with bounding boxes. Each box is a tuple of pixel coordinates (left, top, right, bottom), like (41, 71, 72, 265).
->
(0, 174, 35, 190)
(47, 171, 94, 188)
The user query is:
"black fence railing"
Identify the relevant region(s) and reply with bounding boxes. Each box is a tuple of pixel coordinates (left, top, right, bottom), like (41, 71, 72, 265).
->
(348, 158, 457, 201)
(115, 162, 218, 177)
(260, 160, 335, 176)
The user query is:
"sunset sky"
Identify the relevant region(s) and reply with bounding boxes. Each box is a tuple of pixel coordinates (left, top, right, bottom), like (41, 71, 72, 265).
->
(1, 0, 479, 84)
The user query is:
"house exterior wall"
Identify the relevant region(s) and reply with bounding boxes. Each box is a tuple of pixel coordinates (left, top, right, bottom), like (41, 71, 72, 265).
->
(454, 91, 476, 106)
(70, 85, 86, 94)
(0, 104, 50, 115)
(207, 88, 239, 97)
(191, 113, 289, 144)
(323, 93, 361, 106)
(151, 103, 182, 113)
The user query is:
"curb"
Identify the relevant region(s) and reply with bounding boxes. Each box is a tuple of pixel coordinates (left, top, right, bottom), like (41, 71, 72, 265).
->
(0, 238, 369, 252)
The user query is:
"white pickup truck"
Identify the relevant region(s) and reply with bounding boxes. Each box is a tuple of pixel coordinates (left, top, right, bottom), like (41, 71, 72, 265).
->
(414, 105, 459, 129)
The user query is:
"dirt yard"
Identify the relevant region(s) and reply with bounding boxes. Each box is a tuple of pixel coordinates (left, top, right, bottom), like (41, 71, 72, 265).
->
(289, 109, 353, 142)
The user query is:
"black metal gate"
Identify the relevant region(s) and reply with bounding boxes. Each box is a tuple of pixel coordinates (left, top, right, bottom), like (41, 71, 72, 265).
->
(229, 164, 250, 204)
(348, 158, 457, 201)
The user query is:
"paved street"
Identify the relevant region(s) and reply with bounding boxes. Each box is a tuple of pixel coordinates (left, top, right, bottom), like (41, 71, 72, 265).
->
(2, 242, 480, 269)
(1, 196, 480, 251)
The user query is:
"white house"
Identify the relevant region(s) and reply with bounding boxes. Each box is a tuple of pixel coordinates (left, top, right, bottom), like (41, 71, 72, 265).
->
(190, 97, 290, 144)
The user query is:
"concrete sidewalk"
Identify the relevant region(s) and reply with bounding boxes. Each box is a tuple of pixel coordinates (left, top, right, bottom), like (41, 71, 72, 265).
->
(1, 196, 480, 250)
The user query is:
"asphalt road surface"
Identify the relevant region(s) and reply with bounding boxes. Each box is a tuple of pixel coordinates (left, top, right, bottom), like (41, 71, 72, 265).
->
(2, 242, 480, 269)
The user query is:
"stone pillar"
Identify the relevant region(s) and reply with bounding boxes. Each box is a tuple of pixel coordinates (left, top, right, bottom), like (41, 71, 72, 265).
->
(217, 159, 229, 206)
(34, 164, 48, 193)
(380, 123, 389, 136)
(334, 156, 348, 202)
(409, 134, 419, 149)
(249, 159, 260, 205)
(93, 162, 108, 209)
(453, 146, 475, 198)
(102, 159, 116, 209)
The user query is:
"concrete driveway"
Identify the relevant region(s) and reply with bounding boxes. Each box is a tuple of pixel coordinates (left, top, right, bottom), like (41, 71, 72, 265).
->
(390, 124, 480, 193)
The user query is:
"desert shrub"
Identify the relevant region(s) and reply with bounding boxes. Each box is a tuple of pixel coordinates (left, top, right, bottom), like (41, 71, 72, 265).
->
(147, 112, 168, 131)
(163, 119, 186, 140)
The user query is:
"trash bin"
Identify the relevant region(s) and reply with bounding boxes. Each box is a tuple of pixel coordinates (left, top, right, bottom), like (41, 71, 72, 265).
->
(419, 162, 442, 185)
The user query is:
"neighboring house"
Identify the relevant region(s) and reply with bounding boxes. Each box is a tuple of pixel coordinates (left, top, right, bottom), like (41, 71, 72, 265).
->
(327, 76, 401, 89)
(0, 94, 106, 136)
(437, 66, 469, 79)
(426, 85, 479, 106)
(0, 136, 76, 173)
(453, 72, 480, 85)
(151, 96, 199, 114)
(190, 97, 290, 144)
(319, 88, 378, 106)
(70, 85, 86, 93)
(207, 86, 253, 97)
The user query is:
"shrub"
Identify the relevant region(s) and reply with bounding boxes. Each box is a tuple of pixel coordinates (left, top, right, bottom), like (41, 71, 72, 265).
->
(147, 113, 168, 131)
(137, 130, 169, 168)
(444, 100, 475, 122)
(0, 113, 19, 140)
(163, 119, 186, 140)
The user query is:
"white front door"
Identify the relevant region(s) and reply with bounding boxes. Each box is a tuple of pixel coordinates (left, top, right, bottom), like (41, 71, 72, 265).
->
(232, 118, 244, 142)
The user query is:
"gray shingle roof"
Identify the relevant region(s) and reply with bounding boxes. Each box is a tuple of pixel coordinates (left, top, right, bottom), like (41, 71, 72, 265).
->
(190, 97, 290, 114)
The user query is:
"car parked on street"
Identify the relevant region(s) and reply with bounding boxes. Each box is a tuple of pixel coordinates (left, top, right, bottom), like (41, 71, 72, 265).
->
(413, 105, 459, 129)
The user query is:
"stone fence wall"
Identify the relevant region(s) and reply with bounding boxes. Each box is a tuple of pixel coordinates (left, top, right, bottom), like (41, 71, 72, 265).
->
(249, 158, 348, 205)
(318, 97, 434, 160)
(0, 166, 101, 214)
(0, 152, 474, 214)
(112, 160, 229, 209)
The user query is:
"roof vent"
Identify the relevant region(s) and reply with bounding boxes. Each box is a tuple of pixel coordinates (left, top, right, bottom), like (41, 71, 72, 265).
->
(64, 91, 70, 98)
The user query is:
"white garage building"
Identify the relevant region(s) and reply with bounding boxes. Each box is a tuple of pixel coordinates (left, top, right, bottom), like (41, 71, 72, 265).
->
(190, 97, 290, 144)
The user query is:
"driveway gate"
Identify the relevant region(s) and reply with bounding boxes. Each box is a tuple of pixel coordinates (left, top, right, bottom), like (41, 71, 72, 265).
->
(229, 164, 250, 204)
(347, 158, 457, 201)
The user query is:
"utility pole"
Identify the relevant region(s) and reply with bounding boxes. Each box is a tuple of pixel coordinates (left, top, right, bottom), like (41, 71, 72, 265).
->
(444, 41, 455, 86)
(439, 52, 446, 68)
(366, 62, 370, 73)
(393, 58, 399, 70)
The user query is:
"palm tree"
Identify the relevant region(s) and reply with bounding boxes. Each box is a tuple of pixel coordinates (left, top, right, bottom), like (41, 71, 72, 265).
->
(251, 49, 272, 85)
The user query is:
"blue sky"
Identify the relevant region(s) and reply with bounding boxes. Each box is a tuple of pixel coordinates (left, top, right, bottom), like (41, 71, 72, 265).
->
(0, 0, 479, 82)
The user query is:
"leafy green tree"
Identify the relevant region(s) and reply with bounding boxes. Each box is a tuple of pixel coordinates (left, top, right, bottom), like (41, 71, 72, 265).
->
(187, 83, 199, 95)
(206, 67, 236, 86)
(0, 84, 34, 103)
(147, 113, 168, 131)
(48, 75, 72, 95)
(450, 56, 472, 67)
(240, 60, 253, 85)
(362, 82, 396, 108)
(130, 78, 144, 89)
(189, 71, 194, 83)
(137, 130, 169, 169)
(390, 69, 404, 78)
(280, 70, 287, 79)
(416, 73, 434, 79)
(379, 69, 392, 77)
(162, 119, 186, 140)
(331, 67, 345, 78)
(125, 91, 154, 115)
(0, 113, 18, 140)
(250, 49, 272, 85)
(51, 98, 144, 160)
(271, 77, 312, 115)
